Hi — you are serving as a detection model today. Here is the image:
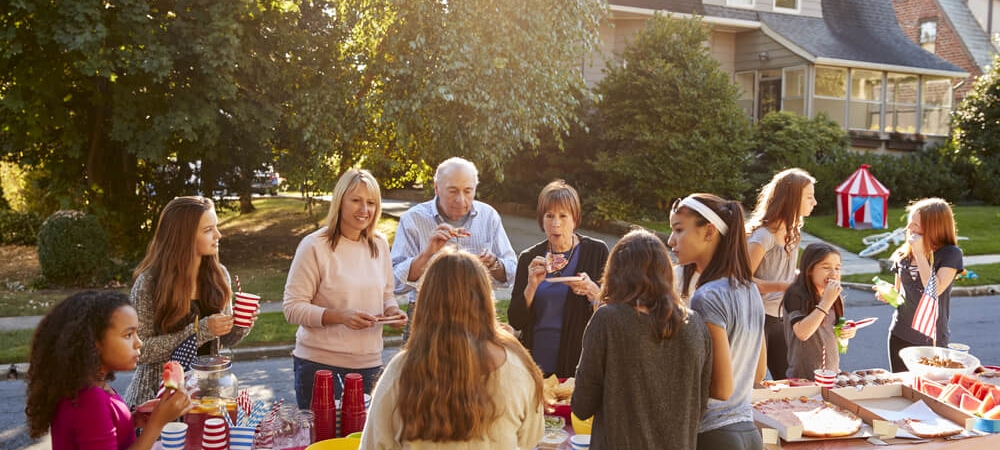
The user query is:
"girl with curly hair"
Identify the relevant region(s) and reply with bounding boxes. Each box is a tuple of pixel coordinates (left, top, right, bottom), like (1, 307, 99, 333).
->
(123, 196, 256, 407)
(26, 290, 190, 448)
(746, 168, 817, 381)
(360, 248, 544, 449)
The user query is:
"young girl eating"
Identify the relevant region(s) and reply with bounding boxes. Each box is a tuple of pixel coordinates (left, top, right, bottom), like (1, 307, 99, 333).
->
(782, 243, 856, 379)
(26, 291, 191, 449)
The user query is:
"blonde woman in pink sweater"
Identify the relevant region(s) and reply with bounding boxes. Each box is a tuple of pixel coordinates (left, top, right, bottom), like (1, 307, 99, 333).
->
(283, 169, 406, 409)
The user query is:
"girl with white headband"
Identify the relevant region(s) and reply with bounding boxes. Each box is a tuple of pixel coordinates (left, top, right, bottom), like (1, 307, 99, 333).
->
(746, 168, 817, 380)
(668, 193, 766, 450)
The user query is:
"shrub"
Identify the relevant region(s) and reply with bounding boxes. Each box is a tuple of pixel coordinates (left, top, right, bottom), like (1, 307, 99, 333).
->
(951, 53, 1000, 204)
(591, 14, 753, 220)
(36, 210, 111, 286)
(0, 210, 43, 245)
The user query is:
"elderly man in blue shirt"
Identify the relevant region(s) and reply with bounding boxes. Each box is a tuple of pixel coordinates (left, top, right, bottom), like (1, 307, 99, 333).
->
(390, 157, 517, 341)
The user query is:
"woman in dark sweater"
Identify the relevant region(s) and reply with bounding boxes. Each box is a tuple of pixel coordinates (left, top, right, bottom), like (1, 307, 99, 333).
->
(508, 180, 609, 377)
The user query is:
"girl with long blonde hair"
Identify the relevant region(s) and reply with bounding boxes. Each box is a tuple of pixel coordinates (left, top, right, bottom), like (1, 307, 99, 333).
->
(361, 248, 544, 449)
(124, 196, 253, 407)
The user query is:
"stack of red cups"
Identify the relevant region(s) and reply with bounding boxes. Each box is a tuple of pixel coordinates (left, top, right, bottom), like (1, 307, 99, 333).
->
(201, 418, 229, 449)
(311, 370, 336, 441)
(339, 373, 367, 436)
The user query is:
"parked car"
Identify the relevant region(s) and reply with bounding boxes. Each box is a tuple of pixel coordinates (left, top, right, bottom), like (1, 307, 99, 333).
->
(251, 171, 281, 195)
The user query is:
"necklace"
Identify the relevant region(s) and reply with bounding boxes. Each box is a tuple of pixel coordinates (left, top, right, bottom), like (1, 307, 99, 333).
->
(546, 236, 579, 276)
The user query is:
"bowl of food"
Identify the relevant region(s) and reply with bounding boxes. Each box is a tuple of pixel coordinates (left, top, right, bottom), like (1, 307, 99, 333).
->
(543, 376, 575, 422)
(544, 415, 565, 431)
(899, 346, 980, 382)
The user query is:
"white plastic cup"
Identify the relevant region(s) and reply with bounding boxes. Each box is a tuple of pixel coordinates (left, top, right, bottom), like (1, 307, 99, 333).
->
(570, 434, 591, 450)
(948, 343, 970, 353)
(160, 422, 187, 449)
(233, 292, 261, 327)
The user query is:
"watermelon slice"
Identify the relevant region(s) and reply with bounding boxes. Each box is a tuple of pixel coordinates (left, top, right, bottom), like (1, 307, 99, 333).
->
(979, 393, 998, 416)
(921, 379, 945, 398)
(960, 393, 983, 414)
(985, 404, 1000, 420)
(972, 381, 991, 401)
(939, 384, 958, 402)
(162, 361, 184, 391)
(956, 374, 977, 390)
(944, 384, 971, 408)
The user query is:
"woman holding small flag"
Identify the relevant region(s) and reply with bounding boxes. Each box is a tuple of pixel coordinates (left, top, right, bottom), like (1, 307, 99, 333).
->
(878, 198, 962, 372)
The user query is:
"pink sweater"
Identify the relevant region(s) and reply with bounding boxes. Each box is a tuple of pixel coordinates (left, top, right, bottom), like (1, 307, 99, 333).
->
(283, 228, 395, 368)
(51, 386, 135, 450)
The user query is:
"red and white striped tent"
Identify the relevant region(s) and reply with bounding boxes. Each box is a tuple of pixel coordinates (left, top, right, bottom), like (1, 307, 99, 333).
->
(835, 164, 890, 229)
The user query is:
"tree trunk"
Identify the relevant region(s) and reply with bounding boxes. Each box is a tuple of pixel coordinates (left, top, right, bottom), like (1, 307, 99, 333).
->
(239, 192, 255, 214)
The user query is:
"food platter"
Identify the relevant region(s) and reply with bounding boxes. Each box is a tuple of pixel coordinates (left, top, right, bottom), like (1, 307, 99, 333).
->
(543, 276, 585, 283)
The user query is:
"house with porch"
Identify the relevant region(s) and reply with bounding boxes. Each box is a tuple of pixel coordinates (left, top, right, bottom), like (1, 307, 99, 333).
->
(892, 0, 997, 103)
(588, 0, 969, 151)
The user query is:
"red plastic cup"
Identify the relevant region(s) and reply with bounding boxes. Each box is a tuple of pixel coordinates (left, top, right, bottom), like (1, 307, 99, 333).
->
(342, 373, 365, 414)
(233, 292, 260, 327)
(340, 410, 367, 436)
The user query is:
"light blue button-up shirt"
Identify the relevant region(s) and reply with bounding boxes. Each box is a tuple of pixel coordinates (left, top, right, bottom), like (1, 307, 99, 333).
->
(390, 198, 517, 303)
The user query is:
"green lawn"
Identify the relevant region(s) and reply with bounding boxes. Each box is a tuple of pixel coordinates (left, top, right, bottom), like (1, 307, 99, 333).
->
(803, 205, 1000, 258)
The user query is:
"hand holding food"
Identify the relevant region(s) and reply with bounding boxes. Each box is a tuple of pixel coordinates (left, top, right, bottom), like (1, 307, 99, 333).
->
(337, 309, 378, 330)
(527, 256, 548, 286)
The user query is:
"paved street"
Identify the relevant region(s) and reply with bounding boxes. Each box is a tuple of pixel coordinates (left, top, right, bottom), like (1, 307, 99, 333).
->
(4, 288, 1000, 448)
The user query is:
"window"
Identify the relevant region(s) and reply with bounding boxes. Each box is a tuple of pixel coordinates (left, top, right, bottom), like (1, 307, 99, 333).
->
(727, 0, 754, 7)
(849, 69, 883, 131)
(813, 66, 846, 123)
(735, 72, 755, 120)
(921, 77, 952, 136)
(775, 0, 800, 13)
(919, 20, 937, 53)
(783, 67, 805, 115)
(886, 73, 918, 133)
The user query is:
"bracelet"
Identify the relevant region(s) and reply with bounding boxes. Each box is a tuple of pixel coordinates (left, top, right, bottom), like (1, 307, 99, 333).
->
(815, 306, 829, 316)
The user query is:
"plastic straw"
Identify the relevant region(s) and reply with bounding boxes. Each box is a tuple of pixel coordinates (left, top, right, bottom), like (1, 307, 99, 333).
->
(822, 345, 827, 370)
(247, 400, 268, 429)
(235, 275, 242, 293)
(219, 403, 235, 428)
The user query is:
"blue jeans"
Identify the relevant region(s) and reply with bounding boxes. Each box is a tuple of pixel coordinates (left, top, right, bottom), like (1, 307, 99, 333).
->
(292, 356, 382, 410)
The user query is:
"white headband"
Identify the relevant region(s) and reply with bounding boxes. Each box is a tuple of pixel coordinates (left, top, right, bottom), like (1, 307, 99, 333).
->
(679, 197, 729, 236)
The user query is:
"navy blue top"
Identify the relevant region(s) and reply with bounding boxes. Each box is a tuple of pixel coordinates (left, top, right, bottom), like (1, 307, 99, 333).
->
(889, 245, 963, 345)
(532, 248, 581, 374)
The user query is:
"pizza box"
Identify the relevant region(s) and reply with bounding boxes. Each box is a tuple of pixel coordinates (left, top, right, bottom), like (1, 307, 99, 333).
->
(752, 385, 875, 442)
(828, 383, 975, 438)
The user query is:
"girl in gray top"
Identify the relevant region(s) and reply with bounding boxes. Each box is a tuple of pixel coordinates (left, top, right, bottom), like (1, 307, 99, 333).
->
(668, 194, 766, 450)
(746, 168, 816, 381)
(782, 243, 856, 379)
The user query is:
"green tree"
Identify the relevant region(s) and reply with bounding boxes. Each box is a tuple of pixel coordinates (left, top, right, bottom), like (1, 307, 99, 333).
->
(744, 111, 850, 208)
(951, 53, 1000, 204)
(592, 14, 753, 220)
(360, 0, 605, 179)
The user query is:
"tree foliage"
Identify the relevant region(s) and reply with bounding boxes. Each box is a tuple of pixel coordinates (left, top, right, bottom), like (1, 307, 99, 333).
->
(2, 0, 603, 254)
(591, 14, 753, 220)
(951, 53, 1000, 204)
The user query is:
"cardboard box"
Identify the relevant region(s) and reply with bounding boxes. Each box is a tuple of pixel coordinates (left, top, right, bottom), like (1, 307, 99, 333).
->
(829, 384, 972, 438)
(752, 386, 874, 442)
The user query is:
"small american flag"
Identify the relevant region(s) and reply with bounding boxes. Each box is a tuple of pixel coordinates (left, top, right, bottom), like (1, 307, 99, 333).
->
(911, 272, 939, 341)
